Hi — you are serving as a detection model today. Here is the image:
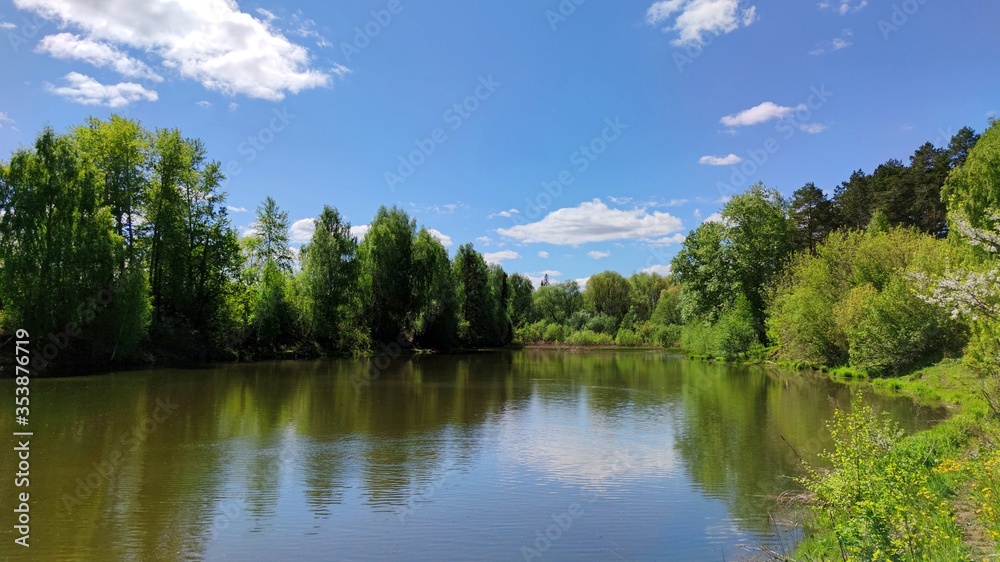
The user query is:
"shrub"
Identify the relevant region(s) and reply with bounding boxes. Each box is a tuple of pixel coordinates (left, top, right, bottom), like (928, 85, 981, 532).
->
(542, 323, 565, 343)
(799, 394, 964, 560)
(653, 324, 682, 347)
(567, 329, 614, 346)
(585, 313, 619, 334)
(615, 328, 643, 347)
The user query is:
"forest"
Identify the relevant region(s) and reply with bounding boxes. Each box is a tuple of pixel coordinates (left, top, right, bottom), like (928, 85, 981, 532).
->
(0, 116, 998, 382)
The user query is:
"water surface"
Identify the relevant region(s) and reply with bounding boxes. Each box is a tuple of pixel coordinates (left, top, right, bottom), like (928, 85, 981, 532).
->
(0, 350, 944, 561)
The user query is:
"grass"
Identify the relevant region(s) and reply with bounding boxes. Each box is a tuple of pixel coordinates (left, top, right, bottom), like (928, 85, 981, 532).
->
(792, 358, 1000, 561)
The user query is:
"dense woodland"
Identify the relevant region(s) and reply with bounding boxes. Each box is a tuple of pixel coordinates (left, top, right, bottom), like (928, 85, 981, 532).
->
(0, 116, 997, 385)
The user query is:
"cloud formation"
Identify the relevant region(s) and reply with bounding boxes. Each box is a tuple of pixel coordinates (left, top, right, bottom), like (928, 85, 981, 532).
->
(45, 72, 157, 107)
(483, 250, 521, 265)
(18, 0, 331, 100)
(721, 101, 804, 127)
(699, 154, 743, 166)
(647, 0, 758, 46)
(497, 199, 684, 246)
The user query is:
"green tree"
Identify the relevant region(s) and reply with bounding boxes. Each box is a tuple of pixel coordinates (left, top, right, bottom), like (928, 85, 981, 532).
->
(584, 271, 631, 325)
(671, 221, 734, 322)
(722, 183, 793, 339)
(532, 281, 583, 324)
(628, 272, 669, 322)
(789, 182, 834, 255)
(412, 228, 459, 349)
(300, 205, 358, 350)
(942, 120, 1000, 232)
(453, 244, 496, 346)
(358, 206, 416, 343)
(507, 274, 534, 328)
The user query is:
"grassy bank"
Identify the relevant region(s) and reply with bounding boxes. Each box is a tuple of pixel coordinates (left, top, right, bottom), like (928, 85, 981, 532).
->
(789, 359, 1000, 561)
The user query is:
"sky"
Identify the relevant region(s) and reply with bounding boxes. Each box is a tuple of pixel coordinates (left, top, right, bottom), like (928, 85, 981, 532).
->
(0, 0, 998, 287)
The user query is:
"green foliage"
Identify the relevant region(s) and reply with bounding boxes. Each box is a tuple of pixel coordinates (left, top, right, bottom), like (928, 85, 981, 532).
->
(768, 226, 966, 373)
(507, 274, 534, 328)
(531, 281, 583, 324)
(584, 313, 619, 334)
(542, 323, 566, 343)
(358, 206, 416, 343)
(614, 328, 643, 347)
(942, 120, 999, 232)
(672, 221, 734, 322)
(566, 329, 614, 346)
(789, 182, 835, 255)
(412, 229, 459, 350)
(628, 272, 669, 322)
(652, 324, 682, 347)
(650, 285, 682, 326)
(799, 394, 965, 561)
(300, 205, 359, 350)
(583, 271, 631, 323)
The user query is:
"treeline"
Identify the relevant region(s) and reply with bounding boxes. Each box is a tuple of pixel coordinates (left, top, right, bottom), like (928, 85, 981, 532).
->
(0, 117, 539, 370)
(513, 271, 682, 347)
(671, 120, 1000, 376)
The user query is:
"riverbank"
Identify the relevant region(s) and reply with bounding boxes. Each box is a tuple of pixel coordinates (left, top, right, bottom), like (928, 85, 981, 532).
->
(787, 358, 1000, 560)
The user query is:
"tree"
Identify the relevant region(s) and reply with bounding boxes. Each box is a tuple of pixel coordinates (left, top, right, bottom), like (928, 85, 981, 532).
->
(942, 120, 1000, 232)
(789, 183, 834, 255)
(246, 197, 294, 349)
(301, 205, 358, 350)
(453, 243, 496, 346)
(0, 128, 127, 364)
(507, 274, 534, 328)
(532, 281, 583, 324)
(671, 221, 734, 322)
(412, 228, 459, 349)
(252, 196, 293, 272)
(833, 170, 872, 231)
(358, 206, 416, 343)
(628, 272, 669, 322)
(584, 271, 631, 325)
(722, 182, 793, 339)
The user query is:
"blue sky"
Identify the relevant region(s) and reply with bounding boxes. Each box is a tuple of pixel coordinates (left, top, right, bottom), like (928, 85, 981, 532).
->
(1, 0, 998, 286)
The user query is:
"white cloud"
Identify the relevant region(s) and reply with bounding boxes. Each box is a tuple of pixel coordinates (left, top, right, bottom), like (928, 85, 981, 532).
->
(196, 100, 212, 108)
(721, 101, 804, 127)
(350, 224, 370, 240)
(483, 250, 521, 265)
(228, 102, 239, 111)
(476, 236, 493, 246)
(289, 218, 315, 244)
(16, 0, 332, 100)
(809, 29, 853, 55)
(575, 277, 591, 289)
(45, 72, 157, 108)
(36, 33, 163, 81)
(699, 154, 743, 166)
(704, 212, 724, 223)
(643, 264, 672, 276)
(426, 228, 453, 248)
(497, 199, 684, 246)
(227, 205, 248, 213)
(538, 251, 550, 259)
(800, 123, 827, 134)
(0, 21, 16, 30)
(643, 233, 686, 247)
(587, 251, 611, 260)
(647, 0, 758, 46)
(818, 1, 867, 15)
(0, 112, 14, 128)
(489, 208, 521, 219)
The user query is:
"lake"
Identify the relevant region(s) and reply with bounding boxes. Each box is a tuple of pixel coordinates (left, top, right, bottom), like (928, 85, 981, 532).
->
(0, 350, 945, 561)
